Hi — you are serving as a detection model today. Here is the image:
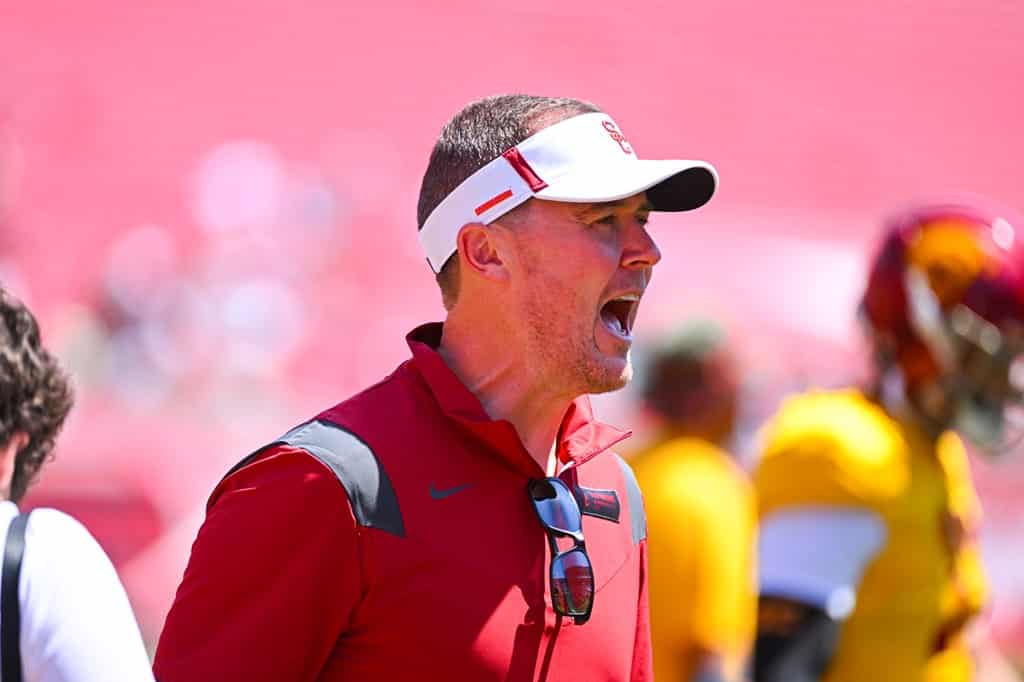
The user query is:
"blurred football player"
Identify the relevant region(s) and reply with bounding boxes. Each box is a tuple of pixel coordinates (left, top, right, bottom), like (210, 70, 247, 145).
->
(753, 200, 1024, 682)
(630, 319, 757, 682)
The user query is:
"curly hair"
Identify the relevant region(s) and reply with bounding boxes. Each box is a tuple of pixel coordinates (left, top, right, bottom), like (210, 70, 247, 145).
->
(0, 289, 73, 502)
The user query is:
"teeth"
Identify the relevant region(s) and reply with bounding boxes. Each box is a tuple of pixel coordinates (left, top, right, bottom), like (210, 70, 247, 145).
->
(616, 294, 640, 302)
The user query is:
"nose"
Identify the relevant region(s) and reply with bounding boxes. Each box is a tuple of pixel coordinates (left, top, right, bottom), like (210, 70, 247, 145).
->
(622, 221, 662, 270)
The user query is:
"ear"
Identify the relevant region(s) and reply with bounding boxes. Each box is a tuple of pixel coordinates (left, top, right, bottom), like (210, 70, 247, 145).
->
(456, 222, 510, 282)
(0, 432, 28, 502)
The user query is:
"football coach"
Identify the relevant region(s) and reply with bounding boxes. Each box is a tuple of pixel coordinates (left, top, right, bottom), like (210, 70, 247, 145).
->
(153, 94, 718, 681)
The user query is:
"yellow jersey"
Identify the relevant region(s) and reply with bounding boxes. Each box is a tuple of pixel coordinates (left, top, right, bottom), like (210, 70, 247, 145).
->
(754, 389, 987, 682)
(631, 436, 757, 681)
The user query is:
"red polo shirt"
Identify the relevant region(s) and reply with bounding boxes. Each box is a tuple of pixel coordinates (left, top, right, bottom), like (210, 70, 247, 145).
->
(153, 323, 652, 681)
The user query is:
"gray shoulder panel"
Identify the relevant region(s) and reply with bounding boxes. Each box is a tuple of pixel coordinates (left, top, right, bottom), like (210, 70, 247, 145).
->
(218, 418, 406, 538)
(276, 419, 405, 537)
(220, 432, 406, 535)
(614, 454, 647, 544)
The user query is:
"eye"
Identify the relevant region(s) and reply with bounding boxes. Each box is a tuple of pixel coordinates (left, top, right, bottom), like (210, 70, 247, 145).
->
(593, 214, 618, 226)
(636, 213, 651, 227)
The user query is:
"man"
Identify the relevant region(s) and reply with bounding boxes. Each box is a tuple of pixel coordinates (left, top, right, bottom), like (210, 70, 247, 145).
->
(153, 94, 718, 681)
(752, 201, 1023, 682)
(0, 287, 154, 681)
(630, 320, 757, 682)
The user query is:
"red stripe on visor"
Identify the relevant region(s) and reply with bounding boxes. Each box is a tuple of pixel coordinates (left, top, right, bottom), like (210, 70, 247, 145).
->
(502, 148, 549, 192)
(475, 189, 514, 216)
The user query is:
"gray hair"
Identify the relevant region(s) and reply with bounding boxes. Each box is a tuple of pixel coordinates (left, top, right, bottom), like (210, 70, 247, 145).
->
(416, 94, 600, 308)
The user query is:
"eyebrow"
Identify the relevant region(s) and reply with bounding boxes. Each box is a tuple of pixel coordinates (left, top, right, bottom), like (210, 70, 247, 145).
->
(574, 199, 654, 217)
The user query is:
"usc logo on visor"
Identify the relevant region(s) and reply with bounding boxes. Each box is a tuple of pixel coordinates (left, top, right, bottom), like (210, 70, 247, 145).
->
(602, 120, 633, 155)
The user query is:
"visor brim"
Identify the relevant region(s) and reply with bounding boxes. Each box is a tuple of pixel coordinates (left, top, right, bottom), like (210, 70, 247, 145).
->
(533, 159, 718, 212)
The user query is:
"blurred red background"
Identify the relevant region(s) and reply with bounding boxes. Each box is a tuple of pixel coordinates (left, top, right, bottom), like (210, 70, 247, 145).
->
(2, 0, 1022, 660)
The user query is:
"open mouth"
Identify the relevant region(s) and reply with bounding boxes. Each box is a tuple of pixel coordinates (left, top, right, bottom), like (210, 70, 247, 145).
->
(599, 294, 640, 340)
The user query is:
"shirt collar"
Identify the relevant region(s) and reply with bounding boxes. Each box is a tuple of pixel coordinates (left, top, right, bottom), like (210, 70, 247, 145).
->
(406, 322, 631, 476)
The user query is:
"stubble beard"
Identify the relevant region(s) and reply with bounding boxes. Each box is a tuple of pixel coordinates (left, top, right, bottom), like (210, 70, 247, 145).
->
(520, 290, 631, 399)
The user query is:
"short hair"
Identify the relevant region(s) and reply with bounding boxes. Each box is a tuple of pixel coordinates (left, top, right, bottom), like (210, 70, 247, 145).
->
(641, 319, 735, 422)
(416, 94, 600, 309)
(0, 289, 73, 502)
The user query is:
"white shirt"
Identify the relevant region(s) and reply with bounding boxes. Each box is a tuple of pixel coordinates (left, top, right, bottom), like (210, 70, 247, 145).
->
(0, 501, 154, 682)
(758, 506, 887, 619)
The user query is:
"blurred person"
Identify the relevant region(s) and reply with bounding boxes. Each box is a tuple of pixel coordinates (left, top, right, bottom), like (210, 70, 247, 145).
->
(752, 201, 1024, 682)
(0, 288, 154, 681)
(152, 94, 717, 681)
(630, 320, 757, 682)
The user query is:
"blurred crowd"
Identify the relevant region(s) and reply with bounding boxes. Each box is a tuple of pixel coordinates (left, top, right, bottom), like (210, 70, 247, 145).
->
(5, 123, 1024, 677)
(625, 200, 1024, 679)
(2, 3, 1023, 679)
(7, 161, 1024, 679)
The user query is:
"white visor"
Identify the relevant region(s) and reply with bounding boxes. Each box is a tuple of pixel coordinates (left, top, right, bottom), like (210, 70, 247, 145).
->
(418, 112, 719, 273)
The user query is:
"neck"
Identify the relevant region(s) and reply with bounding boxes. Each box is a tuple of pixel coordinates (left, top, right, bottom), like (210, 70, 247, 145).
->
(439, 314, 572, 474)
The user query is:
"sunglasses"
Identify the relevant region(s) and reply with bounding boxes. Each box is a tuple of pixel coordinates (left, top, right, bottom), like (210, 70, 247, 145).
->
(527, 477, 595, 625)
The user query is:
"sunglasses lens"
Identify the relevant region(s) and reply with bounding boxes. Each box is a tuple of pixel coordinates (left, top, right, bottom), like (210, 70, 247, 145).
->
(551, 548, 594, 617)
(529, 479, 582, 535)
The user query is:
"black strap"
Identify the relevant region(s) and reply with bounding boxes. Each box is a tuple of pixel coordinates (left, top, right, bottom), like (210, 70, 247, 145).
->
(753, 597, 840, 682)
(2, 513, 30, 682)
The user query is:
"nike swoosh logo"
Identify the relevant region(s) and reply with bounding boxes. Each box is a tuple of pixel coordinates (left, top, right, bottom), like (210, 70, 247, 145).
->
(429, 483, 474, 500)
